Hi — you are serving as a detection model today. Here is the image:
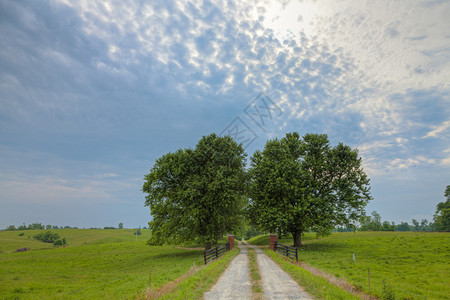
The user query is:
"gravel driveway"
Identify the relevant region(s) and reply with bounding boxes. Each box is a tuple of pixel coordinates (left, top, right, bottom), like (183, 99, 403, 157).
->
(203, 241, 252, 299)
(245, 241, 313, 299)
(204, 241, 313, 299)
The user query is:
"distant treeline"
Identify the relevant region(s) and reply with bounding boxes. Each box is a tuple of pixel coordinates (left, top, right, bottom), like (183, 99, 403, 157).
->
(3, 222, 148, 231)
(335, 211, 437, 232)
(4, 222, 78, 231)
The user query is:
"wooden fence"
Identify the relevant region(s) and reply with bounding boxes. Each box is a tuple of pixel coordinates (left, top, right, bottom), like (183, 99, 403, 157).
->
(204, 242, 230, 264)
(274, 241, 298, 261)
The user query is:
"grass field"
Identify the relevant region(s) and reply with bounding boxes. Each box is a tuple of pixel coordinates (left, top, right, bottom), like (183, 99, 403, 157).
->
(248, 231, 450, 299)
(0, 229, 152, 253)
(0, 229, 207, 299)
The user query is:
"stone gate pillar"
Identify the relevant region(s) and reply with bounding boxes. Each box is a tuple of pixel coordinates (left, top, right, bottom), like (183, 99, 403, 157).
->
(227, 234, 234, 250)
(270, 233, 277, 251)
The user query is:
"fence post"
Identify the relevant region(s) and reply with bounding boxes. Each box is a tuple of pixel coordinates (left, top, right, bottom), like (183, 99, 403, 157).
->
(270, 233, 277, 251)
(227, 234, 234, 250)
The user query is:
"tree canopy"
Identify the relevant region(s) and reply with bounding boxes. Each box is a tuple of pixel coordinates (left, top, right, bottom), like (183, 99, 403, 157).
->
(433, 185, 450, 232)
(248, 132, 372, 246)
(143, 133, 246, 249)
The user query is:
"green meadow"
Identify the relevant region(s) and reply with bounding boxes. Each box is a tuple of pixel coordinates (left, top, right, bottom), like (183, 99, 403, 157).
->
(3, 229, 448, 299)
(248, 231, 450, 299)
(0, 229, 205, 299)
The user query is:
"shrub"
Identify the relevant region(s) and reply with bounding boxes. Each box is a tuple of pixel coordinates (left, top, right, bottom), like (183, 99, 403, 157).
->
(53, 237, 67, 247)
(34, 231, 60, 243)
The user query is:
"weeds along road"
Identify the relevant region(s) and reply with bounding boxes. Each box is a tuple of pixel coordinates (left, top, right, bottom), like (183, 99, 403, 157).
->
(204, 241, 313, 300)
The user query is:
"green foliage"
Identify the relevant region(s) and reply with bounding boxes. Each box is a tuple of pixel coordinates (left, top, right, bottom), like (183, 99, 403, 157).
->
(33, 231, 60, 243)
(8, 222, 45, 230)
(234, 219, 265, 241)
(359, 211, 402, 231)
(18, 232, 24, 236)
(134, 228, 142, 235)
(118, 222, 123, 229)
(53, 237, 67, 247)
(247, 233, 314, 246)
(396, 222, 412, 231)
(103, 226, 116, 229)
(248, 132, 371, 247)
(28, 222, 45, 230)
(434, 185, 450, 231)
(382, 221, 395, 231)
(143, 133, 246, 249)
(4, 223, 78, 231)
(359, 211, 382, 231)
(53, 239, 62, 246)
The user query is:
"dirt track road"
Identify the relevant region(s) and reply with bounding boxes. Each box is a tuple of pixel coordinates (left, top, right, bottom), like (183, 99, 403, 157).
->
(203, 241, 252, 299)
(204, 241, 313, 300)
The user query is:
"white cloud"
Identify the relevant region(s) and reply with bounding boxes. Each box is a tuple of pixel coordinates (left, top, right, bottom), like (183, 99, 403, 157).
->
(260, 0, 450, 146)
(1, 0, 449, 226)
(441, 156, 450, 166)
(0, 173, 135, 205)
(423, 120, 450, 138)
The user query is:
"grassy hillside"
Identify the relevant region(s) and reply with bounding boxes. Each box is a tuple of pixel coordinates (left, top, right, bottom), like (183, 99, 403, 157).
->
(0, 229, 151, 253)
(249, 231, 450, 299)
(0, 229, 205, 299)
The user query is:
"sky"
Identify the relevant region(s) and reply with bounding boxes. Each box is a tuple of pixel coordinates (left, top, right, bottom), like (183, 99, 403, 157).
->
(0, 0, 449, 229)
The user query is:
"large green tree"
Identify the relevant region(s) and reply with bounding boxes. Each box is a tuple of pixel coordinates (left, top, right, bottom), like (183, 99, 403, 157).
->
(143, 133, 246, 249)
(433, 185, 450, 232)
(248, 132, 371, 247)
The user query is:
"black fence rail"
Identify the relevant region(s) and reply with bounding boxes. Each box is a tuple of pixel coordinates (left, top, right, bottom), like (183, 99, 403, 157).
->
(204, 242, 230, 264)
(274, 242, 298, 261)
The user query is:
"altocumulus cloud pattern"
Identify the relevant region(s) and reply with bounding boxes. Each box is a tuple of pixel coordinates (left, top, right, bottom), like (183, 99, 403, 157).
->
(0, 0, 449, 227)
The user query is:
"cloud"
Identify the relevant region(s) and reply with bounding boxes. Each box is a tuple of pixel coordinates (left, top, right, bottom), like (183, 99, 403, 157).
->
(423, 120, 450, 138)
(0, 170, 138, 205)
(0, 0, 449, 227)
(442, 156, 450, 166)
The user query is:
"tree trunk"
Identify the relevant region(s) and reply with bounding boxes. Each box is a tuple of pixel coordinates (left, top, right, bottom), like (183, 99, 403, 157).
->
(277, 227, 282, 239)
(205, 242, 212, 251)
(293, 231, 302, 247)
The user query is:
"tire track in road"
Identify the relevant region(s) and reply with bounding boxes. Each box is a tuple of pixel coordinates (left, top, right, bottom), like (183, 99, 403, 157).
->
(204, 241, 313, 299)
(244, 241, 313, 299)
(204, 241, 252, 300)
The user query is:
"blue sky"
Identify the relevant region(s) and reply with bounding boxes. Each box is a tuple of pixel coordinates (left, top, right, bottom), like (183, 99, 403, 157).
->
(0, 0, 449, 229)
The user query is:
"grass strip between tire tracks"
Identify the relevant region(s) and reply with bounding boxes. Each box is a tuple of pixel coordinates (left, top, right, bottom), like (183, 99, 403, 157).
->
(247, 248, 264, 299)
(263, 249, 361, 300)
(142, 247, 240, 299)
